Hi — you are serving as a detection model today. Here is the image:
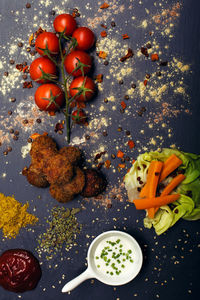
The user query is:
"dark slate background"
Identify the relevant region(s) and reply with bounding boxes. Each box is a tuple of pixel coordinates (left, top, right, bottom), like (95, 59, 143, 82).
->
(0, 1, 200, 300)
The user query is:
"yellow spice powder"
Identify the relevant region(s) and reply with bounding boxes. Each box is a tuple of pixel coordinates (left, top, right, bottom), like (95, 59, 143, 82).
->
(0, 193, 38, 238)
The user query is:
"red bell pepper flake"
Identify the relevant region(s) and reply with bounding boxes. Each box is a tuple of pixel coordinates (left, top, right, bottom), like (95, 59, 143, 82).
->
(117, 150, 124, 158)
(105, 160, 111, 168)
(98, 51, 107, 59)
(22, 65, 29, 73)
(100, 3, 109, 9)
(122, 34, 129, 39)
(23, 81, 33, 89)
(101, 31, 107, 37)
(120, 101, 127, 110)
(48, 111, 56, 116)
(132, 159, 136, 164)
(144, 79, 148, 86)
(118, 163, 126, 168)
(16, 64, 24, 72)
(30, 132, 48, 140)
(128, 140, 135, 149)
(151, 53, 159, 61)
(95, 74, 103, 83)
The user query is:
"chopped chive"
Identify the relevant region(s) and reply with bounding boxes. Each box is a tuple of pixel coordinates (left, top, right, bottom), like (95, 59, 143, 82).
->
(121, 264, 125, 268)
(97, 265, 100, 268)
(128, 249, 132, 254)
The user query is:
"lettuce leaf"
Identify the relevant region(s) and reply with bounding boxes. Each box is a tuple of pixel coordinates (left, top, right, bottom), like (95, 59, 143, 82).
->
(124, 148, 200, 235)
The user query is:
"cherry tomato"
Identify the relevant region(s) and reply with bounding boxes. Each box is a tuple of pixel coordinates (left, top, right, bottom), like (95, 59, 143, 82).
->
(69, 76, 95, 102)
(64, 50, 92, 77)
(35, 32, 59, 56)
(72, 109, 87, 124)
(29, 57, 57, 83)
(72, 27, 95, 51)
(53, 14, 77, 36)
(35, 83, 64, 111)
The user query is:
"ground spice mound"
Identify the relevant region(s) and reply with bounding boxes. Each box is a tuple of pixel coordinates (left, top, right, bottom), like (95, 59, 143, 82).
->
(0, 193, 38, 238)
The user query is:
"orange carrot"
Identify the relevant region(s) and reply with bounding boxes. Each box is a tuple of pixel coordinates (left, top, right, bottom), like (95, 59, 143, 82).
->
(139, 161, 163, 218)
(140, 161, 163, 198)
(159, 154, 183, 182)
(150, 174, 185, 215)
(131, 194, 180, 210)
(161, 174, 185, 196)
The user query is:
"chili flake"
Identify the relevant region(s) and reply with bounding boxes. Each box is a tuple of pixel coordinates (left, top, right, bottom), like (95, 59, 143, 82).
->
(151, 53, 159, 61)
(95, 74, 103, 83)
(101, 31, 107, 37)
(98, 51, 108, 59)
(105, 160, 111, 169)
(128, 140, 135, 149)
(100, 3, 109, 9)
(118, 163, 126, 168)
(120, 101, 127, 110)
(16, 64, 24, 72)
(23, 81, 33, 89)
(117, 150, 124, 158)
(122, 34, 129, 39)
(144, 80, 148, 86)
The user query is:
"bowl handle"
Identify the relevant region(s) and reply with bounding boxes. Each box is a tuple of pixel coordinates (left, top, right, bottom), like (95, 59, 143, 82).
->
(62, 268, 92, 293)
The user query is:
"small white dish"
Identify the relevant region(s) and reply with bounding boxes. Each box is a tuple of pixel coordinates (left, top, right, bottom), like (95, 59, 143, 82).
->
(62, 230, 143, 293)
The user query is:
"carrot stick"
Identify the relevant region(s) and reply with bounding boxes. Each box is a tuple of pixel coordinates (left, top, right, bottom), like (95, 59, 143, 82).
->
(139, 161, 163, 218)
(131, 194, 180, 210)
(159, 154, 183, 182)
(140, 161, 163, 198)
(152, 174, 185, 215)
(161, 174, 185, 196)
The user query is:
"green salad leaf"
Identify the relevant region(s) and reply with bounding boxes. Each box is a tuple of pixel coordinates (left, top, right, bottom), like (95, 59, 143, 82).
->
(124, 148, 200, 235)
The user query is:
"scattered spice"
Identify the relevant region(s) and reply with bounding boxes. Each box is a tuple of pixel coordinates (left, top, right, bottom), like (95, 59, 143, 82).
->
(98, 51, 108, 59)
(118, 163, 126, 168)
(37, 207, 81, 260)
(120, 48, 134, 62)
(144, 80, 148, 86)
(160, 61, 168, 66)
(128, 140, 135, 149)
(111, 21, 116, 27)
(101, 31, 107, 37)
(95, 74, 103, 83)
(122, 34, 129, 39)
(105, 160, 111, 169)
(117, 150, 124, 158)
(0, 193, 38, 239)
(94, 151, 107, 161)
(54, 122, 64, 133)
(101, 24, 107, 29)
(141, 47, 149, 57)
(151, 54, 159, 61)
(23, 81, 33, 89)
(120, 101, 127, 110)
(26, 3, 31, 9)
(100, 3, 110, 9)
